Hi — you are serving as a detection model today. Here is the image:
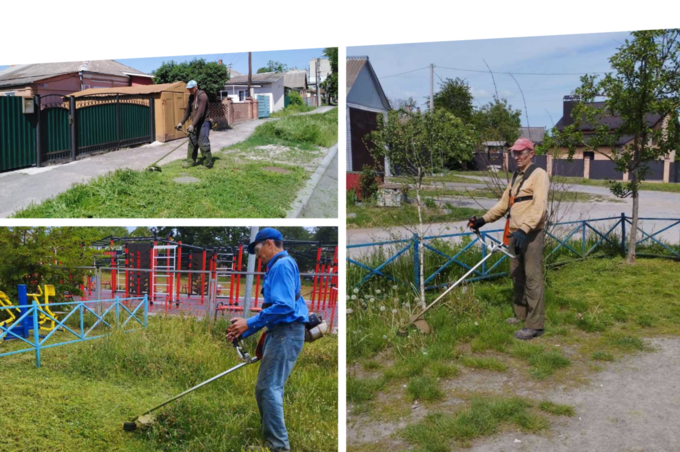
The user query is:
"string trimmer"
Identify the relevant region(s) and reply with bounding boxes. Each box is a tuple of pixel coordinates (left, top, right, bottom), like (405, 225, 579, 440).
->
(397, 231, 516, 336)
(123, 335, 258, 431)
(146, 120, 219, 173)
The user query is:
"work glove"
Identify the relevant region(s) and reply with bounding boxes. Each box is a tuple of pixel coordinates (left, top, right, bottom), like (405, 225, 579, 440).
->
(187, 125, 195, 134)
(175, 123, 182, 131)
(509, 230, 528, 254)
(468, 215, 486, 232)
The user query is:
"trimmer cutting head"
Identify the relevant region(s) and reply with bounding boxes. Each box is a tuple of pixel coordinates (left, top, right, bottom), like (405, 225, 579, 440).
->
(123, 414, 156, 432)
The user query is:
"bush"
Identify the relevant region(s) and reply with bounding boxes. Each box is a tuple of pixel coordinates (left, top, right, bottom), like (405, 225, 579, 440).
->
(359, 165, 379, 200)
(346, 189, 358, 206)
(287, 90, 304, 106)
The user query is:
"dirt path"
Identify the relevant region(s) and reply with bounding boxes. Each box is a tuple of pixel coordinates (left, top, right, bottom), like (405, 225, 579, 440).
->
(348, 337, 680, 451)
(470, 337, 680, 452)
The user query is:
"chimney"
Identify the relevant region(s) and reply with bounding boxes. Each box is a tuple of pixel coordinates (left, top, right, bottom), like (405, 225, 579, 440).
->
(218, 59, 223, 65)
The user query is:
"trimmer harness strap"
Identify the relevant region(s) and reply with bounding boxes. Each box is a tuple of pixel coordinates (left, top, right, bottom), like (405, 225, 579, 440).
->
(503, 165, 538, 245)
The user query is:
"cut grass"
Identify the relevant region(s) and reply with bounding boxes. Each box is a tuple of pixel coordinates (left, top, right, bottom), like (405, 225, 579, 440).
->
(538, 401, 576, 417)
(0, 316, 337, 452)
(347, 203, 485, 229)
(461, 356, 508, 372)
(13, 109, 337, 219)
(406, 375, 443, 402)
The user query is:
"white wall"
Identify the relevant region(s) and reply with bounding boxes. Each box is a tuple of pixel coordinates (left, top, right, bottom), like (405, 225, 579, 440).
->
(252, 77, 285, 112)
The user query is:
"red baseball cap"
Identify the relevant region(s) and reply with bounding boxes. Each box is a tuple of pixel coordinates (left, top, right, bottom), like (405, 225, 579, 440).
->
(508, 138, 535, 152)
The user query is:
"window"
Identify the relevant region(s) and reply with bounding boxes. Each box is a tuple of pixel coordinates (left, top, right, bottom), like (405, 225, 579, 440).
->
(3, 92, 16, 96)
(238, 90, 246, 101)
(584, 151, 595, 160)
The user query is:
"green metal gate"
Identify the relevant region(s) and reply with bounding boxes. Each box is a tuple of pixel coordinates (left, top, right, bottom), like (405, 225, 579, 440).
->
(76, 95, 153, 157)
(0, 96, 37, 172)
(39, 95, 71, 164)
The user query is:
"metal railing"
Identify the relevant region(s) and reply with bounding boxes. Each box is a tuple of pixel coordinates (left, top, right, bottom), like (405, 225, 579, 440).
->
(0, 287, 147, 367)
(348, 213, 680, 291)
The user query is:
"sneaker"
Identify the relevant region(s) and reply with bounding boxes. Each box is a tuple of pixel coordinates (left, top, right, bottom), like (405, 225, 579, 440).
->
(514, 328, 545, 340)
(506, 317, 522, 325)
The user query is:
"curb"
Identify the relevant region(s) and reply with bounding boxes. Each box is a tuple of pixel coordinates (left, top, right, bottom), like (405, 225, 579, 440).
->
(286, 143, 338, 218)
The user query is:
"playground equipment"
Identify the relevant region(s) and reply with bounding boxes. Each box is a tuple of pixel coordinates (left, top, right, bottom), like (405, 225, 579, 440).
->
(397, 232, 516, 336)
(0, 284, 60, 338)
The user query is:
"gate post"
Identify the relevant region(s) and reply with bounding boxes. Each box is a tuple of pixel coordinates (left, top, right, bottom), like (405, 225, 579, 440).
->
(149, 95, 155, 143)
(620, 212, 626, 254)
(413, 234, 420, 289)
(34, 95, 42, 168)
(116, 94, 121, 150)
(69, 96, 77, 161)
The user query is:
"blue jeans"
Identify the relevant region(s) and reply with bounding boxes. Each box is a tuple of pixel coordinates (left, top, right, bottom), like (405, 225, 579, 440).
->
(255, 322, 305, 451)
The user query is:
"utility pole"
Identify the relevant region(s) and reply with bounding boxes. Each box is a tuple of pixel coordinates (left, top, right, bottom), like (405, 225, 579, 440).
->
(243, 226, 259, 319)
(316, 58, 321, 107)
(430, 63, 435, 112)
(248, 52, 252, 99)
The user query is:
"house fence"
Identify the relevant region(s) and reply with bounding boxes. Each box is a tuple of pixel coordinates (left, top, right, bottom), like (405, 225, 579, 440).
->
(0, 94, 154, 173)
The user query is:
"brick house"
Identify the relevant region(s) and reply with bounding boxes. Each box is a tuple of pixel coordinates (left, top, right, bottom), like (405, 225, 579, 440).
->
(0, 60, 153, 97)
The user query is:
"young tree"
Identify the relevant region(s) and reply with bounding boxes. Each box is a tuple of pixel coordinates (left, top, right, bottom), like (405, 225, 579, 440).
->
(545, 29, 680, 263)
(257, 60, 288, 73)
(153, 59, 229, 100)
(432, 77, 475, 122)
(368, 109, 475, 306)
(472, 98, 522, 151)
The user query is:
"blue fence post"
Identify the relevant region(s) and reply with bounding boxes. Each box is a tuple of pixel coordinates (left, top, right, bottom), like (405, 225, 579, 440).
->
(115, 296, 120, 328)
(18, 285, 30, 339)
(582, 221, 586, 257)
(32, 299, 41, 368)
(620, 212, 626, 254)
(481, 231, 487, 274)
(144, 295, 148, 328)
(413, 234, 420, 289)
(80, 302, 84, 339)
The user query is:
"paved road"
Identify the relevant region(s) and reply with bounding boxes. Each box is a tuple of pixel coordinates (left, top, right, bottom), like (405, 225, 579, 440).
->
(348, 180, 680, 255)
(0, 107, 336, 218)
(301, 150, 338, 218)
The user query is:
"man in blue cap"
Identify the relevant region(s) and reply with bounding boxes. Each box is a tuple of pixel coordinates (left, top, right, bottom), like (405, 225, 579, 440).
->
(227, 228, 309, 452)
(176, 80, 213, 169)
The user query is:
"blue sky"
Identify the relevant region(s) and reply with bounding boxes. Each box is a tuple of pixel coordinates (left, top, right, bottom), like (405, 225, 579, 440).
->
(349, 31, 633, 129)
(0, 48, 327, 76)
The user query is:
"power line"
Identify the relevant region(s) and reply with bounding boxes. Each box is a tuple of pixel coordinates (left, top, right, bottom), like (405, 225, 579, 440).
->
(379, 66, 429, 79)
(437, 65, 607, 76)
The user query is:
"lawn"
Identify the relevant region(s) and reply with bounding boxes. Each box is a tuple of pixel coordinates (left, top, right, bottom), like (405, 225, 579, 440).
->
(12, 109, 338, 219)
(346, 203, 485, 229)
(346, 241, 680, 451)
(270, 104, 317, 118)
(0, 316, 338, 452)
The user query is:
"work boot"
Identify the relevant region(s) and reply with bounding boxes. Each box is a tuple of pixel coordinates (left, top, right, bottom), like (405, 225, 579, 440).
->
(182, 159, 197, 169)
(202, 150, 214, 169)
(506, 317, 522, 325)
(514, 328, 544, 341)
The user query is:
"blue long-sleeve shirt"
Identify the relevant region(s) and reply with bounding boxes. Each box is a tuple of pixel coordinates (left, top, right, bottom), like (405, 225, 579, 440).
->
(243, 250, 309, 338)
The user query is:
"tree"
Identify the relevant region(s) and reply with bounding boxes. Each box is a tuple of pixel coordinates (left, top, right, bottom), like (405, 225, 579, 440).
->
(153, 58, 229, 100)
(368, 109, 475, 306)
(472, 98, 522, 151)
(432, 77, 475, 121)
(545, 30, 680, 263)
(390, 97, 418, 112)
(257, 60, 288, 73)
(322, 47, 338, 103)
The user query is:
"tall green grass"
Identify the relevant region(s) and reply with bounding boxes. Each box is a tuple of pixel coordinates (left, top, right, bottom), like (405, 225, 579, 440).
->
(251, 108, 337, 148)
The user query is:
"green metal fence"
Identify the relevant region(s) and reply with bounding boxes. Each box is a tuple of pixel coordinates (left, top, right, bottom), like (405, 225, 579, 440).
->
(0, 97, 37, 172)
(0, 94, 154, 173)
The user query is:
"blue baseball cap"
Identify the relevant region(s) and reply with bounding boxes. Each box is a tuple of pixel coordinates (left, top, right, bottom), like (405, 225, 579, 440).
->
(248, 228, 283, 254)
(186, 80, 197, 89)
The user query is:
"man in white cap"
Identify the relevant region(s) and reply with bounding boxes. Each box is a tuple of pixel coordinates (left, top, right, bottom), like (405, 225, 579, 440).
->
(468, 138, 550, 340)
(176, 80, 213, 168)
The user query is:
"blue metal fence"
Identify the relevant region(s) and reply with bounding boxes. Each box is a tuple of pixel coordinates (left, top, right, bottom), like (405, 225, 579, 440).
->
(0, 288, 148, 367)
(348, 213, 680, 290)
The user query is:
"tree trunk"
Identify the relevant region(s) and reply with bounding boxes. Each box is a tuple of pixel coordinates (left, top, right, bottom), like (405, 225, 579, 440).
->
(416, 171, 426, 308)
(627, 167, 639, 264)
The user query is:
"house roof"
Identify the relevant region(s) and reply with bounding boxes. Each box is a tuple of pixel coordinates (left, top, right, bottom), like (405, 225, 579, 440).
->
(225, 72, 285, 86)
(284, 70, 307, 89)
(228, 68, 243, 78)
(346, 56, 391, 110)
(555, 101, 663, 132)
(346, 57, 367, 92)
(519, 127, 546, 144)
(0, 60, 151, 88)
(70, 81, 187, 97)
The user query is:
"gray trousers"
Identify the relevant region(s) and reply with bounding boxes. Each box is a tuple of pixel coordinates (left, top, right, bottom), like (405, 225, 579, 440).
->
(509, 229, 546, 330)
(186, 120, 211, 161)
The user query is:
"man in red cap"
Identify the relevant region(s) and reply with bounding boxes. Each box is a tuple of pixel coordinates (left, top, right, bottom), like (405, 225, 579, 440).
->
(468, 138, 550, 340)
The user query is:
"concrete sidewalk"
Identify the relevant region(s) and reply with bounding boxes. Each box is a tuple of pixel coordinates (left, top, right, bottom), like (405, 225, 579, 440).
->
(301, 148, 338, 218)
(0, 106, 336, 218)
